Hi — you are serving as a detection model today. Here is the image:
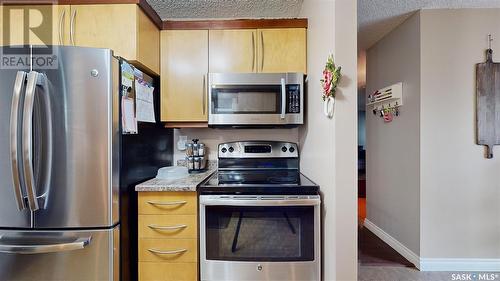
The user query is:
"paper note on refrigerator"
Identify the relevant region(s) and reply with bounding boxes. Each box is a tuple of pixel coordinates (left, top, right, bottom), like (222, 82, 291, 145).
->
(122, 97, 138, 134)
(135, 80, 156, 123)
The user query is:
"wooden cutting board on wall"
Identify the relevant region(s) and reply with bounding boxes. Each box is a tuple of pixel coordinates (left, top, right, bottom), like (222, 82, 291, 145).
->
(476, 48, 500, 158)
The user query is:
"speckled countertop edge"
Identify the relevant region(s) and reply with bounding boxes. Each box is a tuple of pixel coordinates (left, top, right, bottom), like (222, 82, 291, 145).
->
(135, 161, 217, 192)
(135, 169, 215, 192)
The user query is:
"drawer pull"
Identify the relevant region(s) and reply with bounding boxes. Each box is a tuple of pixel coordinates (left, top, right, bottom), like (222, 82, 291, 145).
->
(148, 248, 187, 255)
(148, 224, 187, 230)
(147, 200, 187, 206)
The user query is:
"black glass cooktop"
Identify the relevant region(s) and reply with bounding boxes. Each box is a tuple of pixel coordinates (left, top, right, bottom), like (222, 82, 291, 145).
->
(199, 170, 319, 195)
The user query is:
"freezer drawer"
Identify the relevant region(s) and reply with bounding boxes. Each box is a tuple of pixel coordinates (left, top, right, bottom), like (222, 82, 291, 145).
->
(0, 226, 119, 281)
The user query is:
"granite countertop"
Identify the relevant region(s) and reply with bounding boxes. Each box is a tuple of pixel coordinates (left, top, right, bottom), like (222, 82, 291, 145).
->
(135, 169, 215, 192)
(135, 160, 217, 192)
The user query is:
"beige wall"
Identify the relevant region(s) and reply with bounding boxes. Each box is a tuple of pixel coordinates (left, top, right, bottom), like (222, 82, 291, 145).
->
(333, 0, 358, 279)
(367, 8, 500, 265)
(173, 128, 298, 163)
(299, 0, 358, 280)
(366, 12, 421, 255)
(420, 9, 500, 259)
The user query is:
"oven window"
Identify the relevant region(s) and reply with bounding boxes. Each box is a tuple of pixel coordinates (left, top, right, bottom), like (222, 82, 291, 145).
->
(211, 85, 281, 114)
(205, 206, 315, 261)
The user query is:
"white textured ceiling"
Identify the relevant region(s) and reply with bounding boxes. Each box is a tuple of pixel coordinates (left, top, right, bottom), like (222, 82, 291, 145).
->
(358, 0, 500, 51)
(146, 0, 304, 20)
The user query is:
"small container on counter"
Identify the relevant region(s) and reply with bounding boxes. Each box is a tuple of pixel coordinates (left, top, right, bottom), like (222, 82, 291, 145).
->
(187, 156, 194, 170)
(198, 143, 205, 156)
(186, 143, 194, 156)
(193, 157, 201, 170)
(193, 144, 200, 156)
(199, 156, 207, 170)
(185, 139, 207, 173)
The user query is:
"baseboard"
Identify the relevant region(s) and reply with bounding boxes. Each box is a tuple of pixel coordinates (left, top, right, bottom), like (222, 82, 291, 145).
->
(419, 258, 500, 272)
(363, 219, 421, 269)
(363, 219, 500, 272)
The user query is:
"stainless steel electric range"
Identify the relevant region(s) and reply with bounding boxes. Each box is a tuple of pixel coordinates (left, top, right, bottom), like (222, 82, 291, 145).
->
(198, 141, 320, 281)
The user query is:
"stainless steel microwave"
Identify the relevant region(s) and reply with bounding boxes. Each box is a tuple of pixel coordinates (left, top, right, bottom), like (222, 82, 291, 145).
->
(208, 73, 304, 126)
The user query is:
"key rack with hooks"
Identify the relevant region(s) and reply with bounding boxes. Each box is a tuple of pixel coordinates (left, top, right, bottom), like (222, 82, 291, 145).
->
(366, 82, 403, 122)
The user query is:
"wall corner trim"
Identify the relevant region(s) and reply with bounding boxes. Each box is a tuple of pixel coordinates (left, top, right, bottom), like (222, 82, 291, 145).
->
(363, 219, 421, 269)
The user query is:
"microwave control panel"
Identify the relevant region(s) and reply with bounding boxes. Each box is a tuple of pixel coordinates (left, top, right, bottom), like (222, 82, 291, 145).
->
(286, 85, 301, 113)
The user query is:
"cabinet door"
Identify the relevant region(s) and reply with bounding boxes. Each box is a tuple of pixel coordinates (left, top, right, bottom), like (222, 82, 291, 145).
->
(136, 7, 160, 75)
(0, 5, 70, 46)
(257, 28, 307, 73)
(70, 4, 136, 60)
(209, 29, 257, 73)
(161, 30, 208, 122)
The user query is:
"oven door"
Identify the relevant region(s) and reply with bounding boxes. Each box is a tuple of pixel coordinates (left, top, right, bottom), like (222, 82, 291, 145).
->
(208, 73, 303, 126)
(199, 195, 320, 281)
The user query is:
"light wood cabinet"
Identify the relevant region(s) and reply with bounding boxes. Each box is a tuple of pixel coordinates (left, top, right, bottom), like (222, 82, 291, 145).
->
(138, 191, 197, 215)
(209, 29, 257, 73)
(160, 27, 306, 125)
(257, 28, 307, 73)
(139, 262, 197, 281)
(139, 214, 197, 239)
(208, 28, 307, 74)
(138, 192, 198, 281)
(70, 4, 159, 75)
(160, 30, 209, 122)
(0, 5, 70, 46)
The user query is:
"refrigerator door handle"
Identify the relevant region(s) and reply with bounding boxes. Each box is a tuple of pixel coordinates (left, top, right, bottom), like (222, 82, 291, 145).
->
(0, 236, 91, 254)
(34, 71, 53, 209)
(22, 71, 42, 211)
(9, 71, 27, 211)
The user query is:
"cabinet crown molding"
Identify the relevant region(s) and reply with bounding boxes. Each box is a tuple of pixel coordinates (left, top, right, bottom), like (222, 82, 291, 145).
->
(162, 18, 308, 30)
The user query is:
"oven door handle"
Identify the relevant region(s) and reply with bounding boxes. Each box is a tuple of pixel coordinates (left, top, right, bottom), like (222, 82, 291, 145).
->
(200, 198, 320, 207)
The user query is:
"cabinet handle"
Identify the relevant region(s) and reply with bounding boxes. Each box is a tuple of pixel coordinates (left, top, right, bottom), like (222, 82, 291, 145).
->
(148, 224, 187, 230)
(58, 9, 65, 45)
(202, 75, 206, 116)
(260, 32, 265, 71)
(147, 200, 187, 206)
(148, 248, 187, 255)
(70, 8, 76, 46)
(251, 32, 255, 72)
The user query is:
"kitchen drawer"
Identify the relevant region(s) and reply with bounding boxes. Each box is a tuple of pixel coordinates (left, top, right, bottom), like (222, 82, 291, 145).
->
(139, 238, 197, 262)
(139, 262, 197, 281)
(138, 192, 197, 215)
(138, 215, 197, 239)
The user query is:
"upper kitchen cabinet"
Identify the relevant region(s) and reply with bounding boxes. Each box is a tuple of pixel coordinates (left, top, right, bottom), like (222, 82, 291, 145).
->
(70, 4, 159, 75)
(161, 30, 209, 123)
(257, 28, 307, 73)
(209, 29, 257, 73)
(207, 28, 307, 74)
(0, 5, 70, 46)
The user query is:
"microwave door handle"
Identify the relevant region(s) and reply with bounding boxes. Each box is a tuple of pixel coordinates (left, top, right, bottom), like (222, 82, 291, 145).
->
(22, 71, 40, 211)
(280, 78, 286, 119)
(10, 71, 27, 210)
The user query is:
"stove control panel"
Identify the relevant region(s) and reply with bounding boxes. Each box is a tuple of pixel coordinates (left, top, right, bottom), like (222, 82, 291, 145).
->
(219, 141, 299, 158)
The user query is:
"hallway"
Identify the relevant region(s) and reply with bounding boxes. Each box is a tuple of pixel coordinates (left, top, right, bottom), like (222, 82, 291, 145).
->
(358, 214, 480, 281)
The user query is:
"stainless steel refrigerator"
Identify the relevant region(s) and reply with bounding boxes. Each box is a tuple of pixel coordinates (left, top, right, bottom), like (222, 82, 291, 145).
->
(0, 45, 173, 280)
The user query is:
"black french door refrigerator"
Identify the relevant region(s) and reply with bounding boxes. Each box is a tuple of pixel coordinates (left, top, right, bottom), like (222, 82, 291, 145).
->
(0, 45, 172, 280)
